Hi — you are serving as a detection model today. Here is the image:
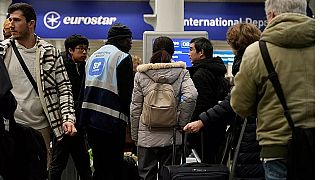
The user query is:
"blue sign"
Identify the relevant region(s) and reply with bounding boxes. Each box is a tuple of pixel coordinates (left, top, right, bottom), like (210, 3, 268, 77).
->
(11, 1, 265, 40)
(172, 38, 192, 67)
(12, 0, 153, 39)
(184, 2, 266, 40)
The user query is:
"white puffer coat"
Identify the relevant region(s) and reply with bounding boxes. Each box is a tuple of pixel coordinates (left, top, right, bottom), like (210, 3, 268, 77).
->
(130, 61, 197, 147)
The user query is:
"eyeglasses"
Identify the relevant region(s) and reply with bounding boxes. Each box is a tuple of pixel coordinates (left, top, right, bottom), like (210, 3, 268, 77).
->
(75, 47, 90, 52)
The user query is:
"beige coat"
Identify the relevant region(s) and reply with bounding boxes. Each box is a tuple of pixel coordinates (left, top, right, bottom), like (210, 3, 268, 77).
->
(230, 13, 314, 158)
(130, 62, 197, 147)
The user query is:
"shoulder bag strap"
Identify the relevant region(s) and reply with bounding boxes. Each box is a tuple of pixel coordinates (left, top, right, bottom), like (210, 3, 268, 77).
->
(258, 40, 294, 129)
(10, 40, 39, 95)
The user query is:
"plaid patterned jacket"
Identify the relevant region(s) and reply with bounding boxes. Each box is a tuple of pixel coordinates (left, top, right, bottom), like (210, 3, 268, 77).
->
(0, 36, 75, 140)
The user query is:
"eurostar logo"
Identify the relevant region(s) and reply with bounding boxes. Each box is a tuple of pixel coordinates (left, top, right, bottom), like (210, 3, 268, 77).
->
(44, 11, 61, 29)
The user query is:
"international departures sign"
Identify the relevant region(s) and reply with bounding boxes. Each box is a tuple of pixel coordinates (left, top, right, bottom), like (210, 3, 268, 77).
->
(11, 0, 266, 40)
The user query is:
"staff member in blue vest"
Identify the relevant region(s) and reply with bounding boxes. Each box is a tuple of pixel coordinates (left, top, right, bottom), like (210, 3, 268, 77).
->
(80, 23, 134, 180)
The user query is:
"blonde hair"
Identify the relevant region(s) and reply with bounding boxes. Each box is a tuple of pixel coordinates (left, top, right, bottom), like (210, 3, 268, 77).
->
(132, 55, 142, 72)
(3, 19, 11, 39)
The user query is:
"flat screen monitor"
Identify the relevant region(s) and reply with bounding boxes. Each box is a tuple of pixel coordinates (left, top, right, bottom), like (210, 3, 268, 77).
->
(213, 50, 235, 77)
(213, 50, 235, 64)
(143, 31, 208, 67)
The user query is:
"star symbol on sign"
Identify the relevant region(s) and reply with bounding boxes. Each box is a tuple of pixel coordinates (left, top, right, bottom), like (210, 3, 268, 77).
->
(47, 14, 59, 26)
(44, 11, 61, 29)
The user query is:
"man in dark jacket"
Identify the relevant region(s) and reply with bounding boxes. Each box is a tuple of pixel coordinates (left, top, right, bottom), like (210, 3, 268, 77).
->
(184, 23, 264, 179)
(0, 54, 16, 180)
(0, 55, 16, 122)
(49, 34, 92, 180)
(80, 23, 134, 180)
(187, 37, 229, 164)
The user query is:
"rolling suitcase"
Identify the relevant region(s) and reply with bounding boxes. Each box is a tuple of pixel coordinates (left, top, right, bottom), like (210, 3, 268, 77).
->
(162, 127, 229, 180)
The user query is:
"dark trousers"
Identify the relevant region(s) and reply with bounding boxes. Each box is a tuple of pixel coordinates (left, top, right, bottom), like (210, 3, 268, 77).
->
(87, 127, 126, 180)
(138, 146, 181, 180)
(49, 133, 92, 180)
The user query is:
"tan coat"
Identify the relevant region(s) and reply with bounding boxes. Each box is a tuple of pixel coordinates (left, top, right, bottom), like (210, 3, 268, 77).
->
(130, 62, 197, 147)
(231, 13, 314, 158)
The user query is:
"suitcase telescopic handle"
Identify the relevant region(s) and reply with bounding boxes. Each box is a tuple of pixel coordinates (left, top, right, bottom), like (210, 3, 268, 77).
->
(172, 125, 186, 165)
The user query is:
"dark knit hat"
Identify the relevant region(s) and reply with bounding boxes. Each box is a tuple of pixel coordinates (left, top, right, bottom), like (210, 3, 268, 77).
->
(107, 23, 132, 40)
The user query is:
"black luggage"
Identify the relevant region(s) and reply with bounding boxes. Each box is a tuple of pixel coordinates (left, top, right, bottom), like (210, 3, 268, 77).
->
(162, 127, 229, 180)
(162, 163, 229, 180)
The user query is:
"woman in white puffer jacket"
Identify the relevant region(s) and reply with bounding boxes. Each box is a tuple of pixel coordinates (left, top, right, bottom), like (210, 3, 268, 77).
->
(130, 36, 197, 180)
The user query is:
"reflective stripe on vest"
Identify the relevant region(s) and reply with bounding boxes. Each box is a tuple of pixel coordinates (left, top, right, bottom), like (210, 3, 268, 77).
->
(82, 102, 128, 124)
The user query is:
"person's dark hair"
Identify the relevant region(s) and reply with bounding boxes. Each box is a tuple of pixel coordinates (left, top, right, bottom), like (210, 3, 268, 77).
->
(226, 23, 261, 56)
(8, 3, 36, 28)
(189, 37, 213, 58)
(150, 50, 172, 64)
(64, 34, 89, 54)
(152, 36, 174, 56)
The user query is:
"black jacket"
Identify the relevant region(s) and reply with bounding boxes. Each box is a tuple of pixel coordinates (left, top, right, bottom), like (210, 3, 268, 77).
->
(198, 54, 243, 127)
(0, 55, 16, 121)
(188, 57, 228, 121)
(197, 54, 264, 178)
(62, 52, 86, 125)
(187, 56, 229, 163)
(199, 94, 234, 128)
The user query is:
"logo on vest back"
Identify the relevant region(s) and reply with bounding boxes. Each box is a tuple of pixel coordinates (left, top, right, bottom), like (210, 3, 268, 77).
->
(89, 58, 104, 76)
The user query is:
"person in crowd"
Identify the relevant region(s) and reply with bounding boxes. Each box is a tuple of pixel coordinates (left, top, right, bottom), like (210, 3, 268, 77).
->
(125, 54, 142, 153)
(184, 23, 263, 179)
(132, 55, 142, 75)
(230, 0, 314, 179)
(80, 23, 134, 180)
(0, 2, 77, 168)
(130, 36, 197, 180)
(0, 56, 16, 122)
(186, 37, 229, 164)
(0, 53, 17, 180)
(2, 18, 11, 40)
(49, 34, 92, 180)
(183, 23, 261, 133)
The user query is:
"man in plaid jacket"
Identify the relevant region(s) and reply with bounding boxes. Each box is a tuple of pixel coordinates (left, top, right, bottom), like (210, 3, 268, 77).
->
(0, 3, 77, 168)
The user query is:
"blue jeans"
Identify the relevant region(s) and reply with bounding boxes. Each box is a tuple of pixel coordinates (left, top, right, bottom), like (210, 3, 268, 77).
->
(263, 159, 287, 180)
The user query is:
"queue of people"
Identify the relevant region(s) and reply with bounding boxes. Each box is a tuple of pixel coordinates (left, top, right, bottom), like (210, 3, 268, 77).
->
(0, 0, 315, 180)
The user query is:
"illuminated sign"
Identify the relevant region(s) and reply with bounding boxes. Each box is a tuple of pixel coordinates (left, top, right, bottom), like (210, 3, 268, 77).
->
(12, 1, 265, 40)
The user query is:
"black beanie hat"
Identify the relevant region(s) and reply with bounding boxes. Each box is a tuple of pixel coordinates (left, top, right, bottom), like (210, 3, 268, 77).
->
(107, 23, 132, 40)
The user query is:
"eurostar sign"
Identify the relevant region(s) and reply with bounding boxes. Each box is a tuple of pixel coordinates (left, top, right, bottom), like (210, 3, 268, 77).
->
(43, 11, 117, 30)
